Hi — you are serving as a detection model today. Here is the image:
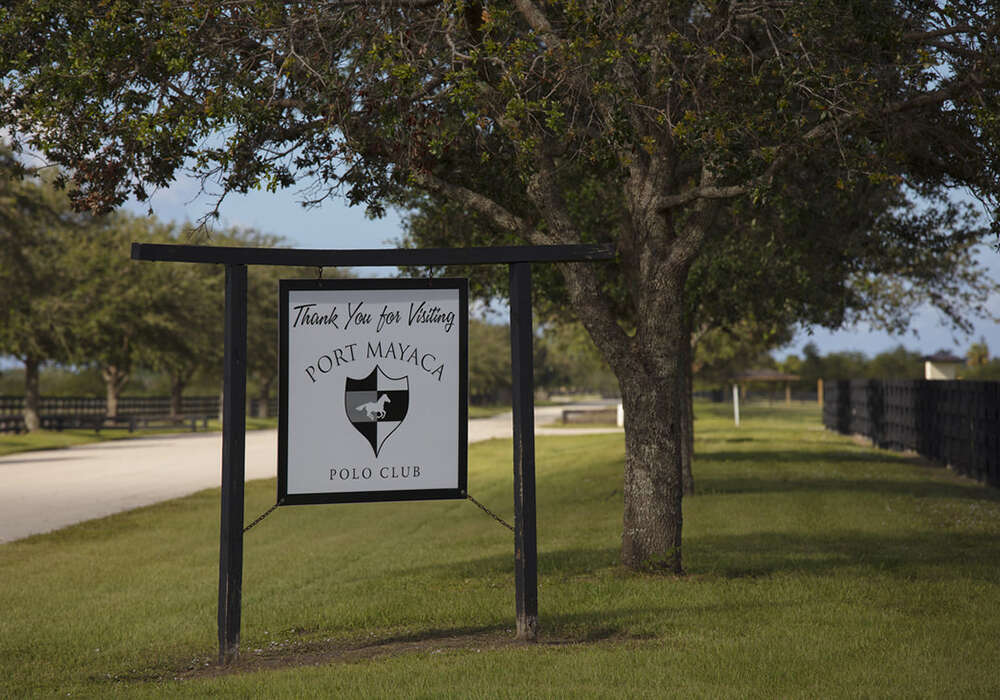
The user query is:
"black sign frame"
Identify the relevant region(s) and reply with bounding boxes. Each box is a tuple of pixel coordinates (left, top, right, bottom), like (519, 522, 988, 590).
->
(277, 277, 469, 506)
(130, 242, 614, 662)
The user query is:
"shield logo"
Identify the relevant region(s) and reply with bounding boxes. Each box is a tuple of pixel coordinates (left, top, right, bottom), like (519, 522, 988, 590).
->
(345, 365, 410, 457)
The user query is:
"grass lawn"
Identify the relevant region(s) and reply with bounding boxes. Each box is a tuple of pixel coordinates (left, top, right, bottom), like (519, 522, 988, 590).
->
(2, 402, 999, 697)
(468, 404, 510, 419)
(0, 417, 279, 457)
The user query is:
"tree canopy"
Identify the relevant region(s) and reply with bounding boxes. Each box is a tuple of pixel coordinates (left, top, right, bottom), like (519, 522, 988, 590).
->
(3, 0, 999, 571)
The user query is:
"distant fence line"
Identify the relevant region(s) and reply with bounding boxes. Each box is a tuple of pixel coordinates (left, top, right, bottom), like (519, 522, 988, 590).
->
(697, 389, 820, 403)
(822, 379, 1000, 488)
(0, 395, 221, 417)
(0, 395, 278, 433)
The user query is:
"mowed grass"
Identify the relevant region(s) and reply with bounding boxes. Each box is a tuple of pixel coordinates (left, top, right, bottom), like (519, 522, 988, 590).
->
(2, 402, 1000, 697)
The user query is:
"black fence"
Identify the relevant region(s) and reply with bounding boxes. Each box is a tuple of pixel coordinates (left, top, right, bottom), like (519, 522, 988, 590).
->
(0, 395, 221, 434)
(822, 379, 1000, 487)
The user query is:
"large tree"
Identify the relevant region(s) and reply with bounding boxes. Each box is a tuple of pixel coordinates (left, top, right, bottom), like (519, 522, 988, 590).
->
(2, 1, 998, 571)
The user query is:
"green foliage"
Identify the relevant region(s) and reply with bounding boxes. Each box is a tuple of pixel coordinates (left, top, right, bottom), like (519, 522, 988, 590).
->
(960, 360, 1000, 380)
(535, 321, 618, 396)
(0, 154, 84, 366)
(0, 365, 105, 397)
(467, 318, 511, 404)
(958, 337, 1000, 380)
(966, 338, 990, 367)
(693, 317, 793, 386)
(466, 319, 619, 403)
(782, 342, 926, 387)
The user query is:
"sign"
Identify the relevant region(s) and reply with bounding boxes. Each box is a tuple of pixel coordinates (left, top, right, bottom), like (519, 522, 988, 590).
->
(278, 278, 468, 504)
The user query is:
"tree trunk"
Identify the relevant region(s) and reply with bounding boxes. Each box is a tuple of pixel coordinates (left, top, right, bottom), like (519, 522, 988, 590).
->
(618, 343, 687, 574)
(615, 271, 691, 574)
(169, 374, 186, 419)
(23, 355, 41, 432)
(102, 365, 129, 418)
(682, 368, 695, 496)
(257, 378, 272, 418)
(519, 155, 715, 574)
(680, 321, 695, 496)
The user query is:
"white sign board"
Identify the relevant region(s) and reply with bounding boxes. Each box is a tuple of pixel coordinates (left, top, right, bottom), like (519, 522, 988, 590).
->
(278, 279, 468, 504)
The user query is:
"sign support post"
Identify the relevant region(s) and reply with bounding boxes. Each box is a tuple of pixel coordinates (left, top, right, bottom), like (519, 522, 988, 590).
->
(219, 263, 247, 664)
(509, 262, 538, 641)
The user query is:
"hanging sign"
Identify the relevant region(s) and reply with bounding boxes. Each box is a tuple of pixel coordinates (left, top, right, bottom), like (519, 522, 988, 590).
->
(278, 278, 468, 504)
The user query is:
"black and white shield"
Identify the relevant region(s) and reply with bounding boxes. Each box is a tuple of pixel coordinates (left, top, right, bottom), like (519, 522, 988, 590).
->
(344, 365, 409, 457)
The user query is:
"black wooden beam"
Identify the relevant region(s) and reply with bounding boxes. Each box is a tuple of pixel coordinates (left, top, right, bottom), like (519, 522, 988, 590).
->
(509, 262, 538, 641)
(218, 263, 248, 664)
(131, 242, 615, 267)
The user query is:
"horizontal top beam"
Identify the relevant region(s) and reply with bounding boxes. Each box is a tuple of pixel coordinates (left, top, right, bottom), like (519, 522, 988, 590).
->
(131, 243, 616, 267)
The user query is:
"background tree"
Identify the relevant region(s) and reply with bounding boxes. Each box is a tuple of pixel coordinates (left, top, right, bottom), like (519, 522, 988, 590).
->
(3, 1, 999, 571)
(142, 259, 222, 419)
(0, 152, 86, 430)
(468, 319, 512, 405)
(782, 343, 924, 388)
(535, 322, 618, 397)
(65, 213, 193, 417)
(692, 319, 793, 389)
(866, 346, 924, 380)
(966, 338, 990, 367)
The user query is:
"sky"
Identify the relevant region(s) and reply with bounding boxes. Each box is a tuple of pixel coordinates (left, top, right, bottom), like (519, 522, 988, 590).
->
(123, 174, 1000, 364)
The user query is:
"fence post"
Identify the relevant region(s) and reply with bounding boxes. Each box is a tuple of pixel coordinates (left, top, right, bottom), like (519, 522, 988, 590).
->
(733, 384, 740, 427)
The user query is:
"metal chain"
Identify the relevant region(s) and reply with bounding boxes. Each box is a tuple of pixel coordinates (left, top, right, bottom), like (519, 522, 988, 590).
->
(246, 497, 510, 534)
(243, 503, 280, 533)
(467, 494, 514, 532)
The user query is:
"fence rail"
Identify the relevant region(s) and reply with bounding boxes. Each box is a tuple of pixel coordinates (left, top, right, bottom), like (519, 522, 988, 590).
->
(822, 379, 1000, 487)
(0, 395, 231, 433)
(0, 395, 222, 417)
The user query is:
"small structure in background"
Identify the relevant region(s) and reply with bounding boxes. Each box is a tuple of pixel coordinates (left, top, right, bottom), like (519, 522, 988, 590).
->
(733, 369, 801, 406)
(922, 350, 965, 380)
(561, 406, 618, 424)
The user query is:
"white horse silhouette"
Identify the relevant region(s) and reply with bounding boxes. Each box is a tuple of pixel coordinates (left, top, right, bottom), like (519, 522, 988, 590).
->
(356, 394, 391, 420)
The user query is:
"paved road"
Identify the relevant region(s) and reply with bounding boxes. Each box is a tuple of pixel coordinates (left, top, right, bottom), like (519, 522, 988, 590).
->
(0, 403, 620, 543)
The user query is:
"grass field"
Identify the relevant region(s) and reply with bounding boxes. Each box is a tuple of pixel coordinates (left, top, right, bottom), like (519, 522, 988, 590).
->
(2, 402, 999, 697)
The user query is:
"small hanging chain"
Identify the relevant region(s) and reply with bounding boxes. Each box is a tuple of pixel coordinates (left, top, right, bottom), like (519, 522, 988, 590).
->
(246, 497, 511, 534)
(467, 494, 514, 532)
(243, 503, 280, 533)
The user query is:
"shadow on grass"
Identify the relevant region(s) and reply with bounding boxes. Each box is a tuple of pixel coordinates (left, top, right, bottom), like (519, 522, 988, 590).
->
(695, 473, 998, 501)
(699, 449, 910, 464)
(396, 521, 1000, 587)
(696, 474, 995, 499)
(688, 530, 1000, 581)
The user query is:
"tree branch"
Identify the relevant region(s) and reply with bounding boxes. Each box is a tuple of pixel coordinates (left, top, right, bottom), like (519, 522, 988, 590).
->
(511, 0, 560, 46)
(903, 24, 973, 41)
(526, 152, 578, 245)
(412, 170, 536, 240)
(657, 182, 747, 211)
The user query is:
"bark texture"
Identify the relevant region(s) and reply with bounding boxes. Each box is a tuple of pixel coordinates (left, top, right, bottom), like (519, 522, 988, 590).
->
(103, 365, 129, 418)
(23, 355, 41, 432)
